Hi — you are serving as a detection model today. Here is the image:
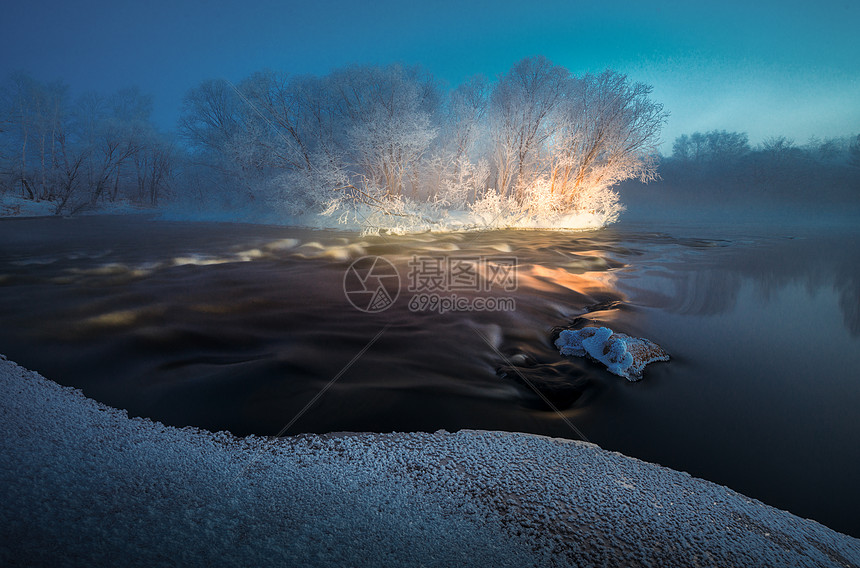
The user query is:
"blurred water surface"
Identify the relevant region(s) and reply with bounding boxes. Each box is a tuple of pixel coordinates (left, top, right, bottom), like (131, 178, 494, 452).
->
(0, 214, 858, 537)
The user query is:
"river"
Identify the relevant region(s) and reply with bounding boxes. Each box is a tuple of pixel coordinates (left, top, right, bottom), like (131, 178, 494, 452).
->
(0, 214, 858, 537)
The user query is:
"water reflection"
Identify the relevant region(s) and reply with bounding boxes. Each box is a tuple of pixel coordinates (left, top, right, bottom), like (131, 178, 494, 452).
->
(610, 232, 860, 335)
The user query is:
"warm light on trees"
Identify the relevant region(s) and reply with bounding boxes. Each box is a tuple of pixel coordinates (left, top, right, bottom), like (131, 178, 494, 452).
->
(173, 57, 668, 228)
(0, 57, 669, 226)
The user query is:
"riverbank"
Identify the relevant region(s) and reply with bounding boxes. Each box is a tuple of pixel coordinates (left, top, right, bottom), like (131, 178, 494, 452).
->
(2, 354, 858, 567)
(0, 193, 153, 219)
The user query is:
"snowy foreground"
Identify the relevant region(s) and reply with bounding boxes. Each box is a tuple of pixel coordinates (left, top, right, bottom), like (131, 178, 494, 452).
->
(1, 356, 858, 568)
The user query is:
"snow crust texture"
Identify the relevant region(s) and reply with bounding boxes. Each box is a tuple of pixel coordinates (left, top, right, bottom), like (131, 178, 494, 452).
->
(2, 355, 859, 567)
(555, 326, 670, 380)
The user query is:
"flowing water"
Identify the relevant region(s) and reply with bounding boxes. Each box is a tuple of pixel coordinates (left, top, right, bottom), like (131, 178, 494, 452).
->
(1, 214, 859, 537)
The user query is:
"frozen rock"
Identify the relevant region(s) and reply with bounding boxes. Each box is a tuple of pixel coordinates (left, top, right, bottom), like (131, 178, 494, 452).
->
(555, 326, 669, 381)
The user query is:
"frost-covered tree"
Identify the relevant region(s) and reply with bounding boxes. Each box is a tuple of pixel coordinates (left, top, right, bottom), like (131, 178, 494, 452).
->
(132, 131, 175, 205)
(178, 79, 242, 154)
(1, 73, 71, 202)
(546, 70, 666, 209)
(178, 77, 278, 203)
(487, 56, 568, 199)
(418, 75, 491, 207)
(331, 64, 439, 199)
(175, 57, 668, 229)
(480, 60, 667, 219)
(0, 73, 173, 213)
(176, 65, 442, 217)
(443, 75, 490, 166)
(76, 87, 153, 205)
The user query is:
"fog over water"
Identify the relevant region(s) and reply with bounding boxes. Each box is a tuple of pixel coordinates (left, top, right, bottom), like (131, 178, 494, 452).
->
(0, 213, 858, 536)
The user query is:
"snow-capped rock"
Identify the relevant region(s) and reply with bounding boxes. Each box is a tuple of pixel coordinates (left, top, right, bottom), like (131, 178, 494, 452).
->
(555, 326, 669, 380)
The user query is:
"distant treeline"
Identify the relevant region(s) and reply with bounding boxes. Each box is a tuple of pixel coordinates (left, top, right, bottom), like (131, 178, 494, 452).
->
(655, 130, 860, 204)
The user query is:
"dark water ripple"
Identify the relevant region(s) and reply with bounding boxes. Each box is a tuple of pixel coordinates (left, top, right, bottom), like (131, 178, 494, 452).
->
(1, 215, 859, 537)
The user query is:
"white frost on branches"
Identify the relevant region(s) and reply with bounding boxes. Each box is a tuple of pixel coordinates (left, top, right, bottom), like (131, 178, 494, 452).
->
(175, 57, 667, 231)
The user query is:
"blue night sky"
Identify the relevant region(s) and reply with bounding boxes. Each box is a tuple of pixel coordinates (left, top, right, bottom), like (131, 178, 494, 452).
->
(3, 0, 858, 151)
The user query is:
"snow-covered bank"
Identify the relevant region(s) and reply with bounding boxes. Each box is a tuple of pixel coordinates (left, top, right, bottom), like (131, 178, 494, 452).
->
(2, 194, 614, 234)
(0, 194, 57, 217)
(156, 201, 614, 234)
(0, 194, 155, 219)
(1, 356, 858, 567)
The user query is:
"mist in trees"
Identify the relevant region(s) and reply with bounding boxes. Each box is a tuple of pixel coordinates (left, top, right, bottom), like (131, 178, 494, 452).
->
(667, 129, 859, 203)
(618, 129, 860, 222)
(0, 73, 176, 215)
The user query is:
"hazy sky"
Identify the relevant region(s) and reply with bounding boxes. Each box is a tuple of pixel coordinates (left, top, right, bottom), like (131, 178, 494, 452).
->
(3, 0, 858, 151)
